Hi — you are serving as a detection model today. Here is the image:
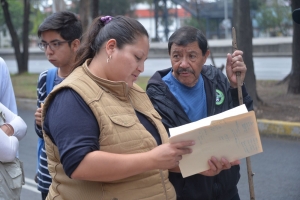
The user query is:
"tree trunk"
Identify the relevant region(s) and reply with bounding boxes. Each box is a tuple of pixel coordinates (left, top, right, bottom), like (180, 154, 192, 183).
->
(154, 0, 159, 41)
(233, 0, 260, 107)
(289, 0, 300, 94)
(79, 0, 90, 34)
(21, 0, 30, 74)
(53, 0, 66, 12)
(92, 0, 99, 19)
(1, 0, 22, 73)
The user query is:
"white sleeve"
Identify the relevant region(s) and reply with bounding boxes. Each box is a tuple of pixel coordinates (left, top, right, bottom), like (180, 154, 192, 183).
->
(0, 129, 19, 162)
(9, 115, 27, 140)
(0, 103, 27, 140)
(0, 57, 17, 114)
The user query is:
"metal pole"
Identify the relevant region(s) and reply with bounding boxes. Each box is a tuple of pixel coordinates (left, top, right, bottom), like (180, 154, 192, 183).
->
(232, 27, 255, 200)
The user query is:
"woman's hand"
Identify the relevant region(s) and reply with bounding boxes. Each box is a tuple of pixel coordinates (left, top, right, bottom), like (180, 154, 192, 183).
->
(147, 140, 195, 170)
(200, 156, 240, 176)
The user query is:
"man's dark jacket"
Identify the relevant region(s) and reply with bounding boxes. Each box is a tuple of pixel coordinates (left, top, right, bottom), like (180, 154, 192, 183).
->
(146, 66, 253, 200)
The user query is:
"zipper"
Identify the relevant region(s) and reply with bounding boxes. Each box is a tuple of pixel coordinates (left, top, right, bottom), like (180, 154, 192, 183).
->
(159, 169, 169, 199)
(128, 96, 169, 199)
(211, 83, 216, 115)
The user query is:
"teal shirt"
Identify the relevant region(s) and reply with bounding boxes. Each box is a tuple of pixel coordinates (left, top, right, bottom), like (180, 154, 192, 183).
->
(162, 70, 207, 122)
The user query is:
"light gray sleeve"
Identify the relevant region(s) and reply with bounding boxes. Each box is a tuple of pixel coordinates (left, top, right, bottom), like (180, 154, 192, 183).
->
(0, 129, 19, 162)
(0, 102, 27, 141)
(0, 57, 17, 114)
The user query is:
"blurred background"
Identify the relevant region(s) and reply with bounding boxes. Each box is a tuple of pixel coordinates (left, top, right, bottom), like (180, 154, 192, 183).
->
(0, 0, 294, 44)
(1, 0, 300, 106)
(1, 1, 300, 199)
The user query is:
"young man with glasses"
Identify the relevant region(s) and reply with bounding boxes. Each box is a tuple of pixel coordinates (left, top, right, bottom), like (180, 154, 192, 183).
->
(34, 11, 82, 200)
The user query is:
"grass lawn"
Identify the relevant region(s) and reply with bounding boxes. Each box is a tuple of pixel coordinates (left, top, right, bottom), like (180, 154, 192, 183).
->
(11, 73, 150, 99)
(135, 76, 150, 90)
(11, 73, 39, 99)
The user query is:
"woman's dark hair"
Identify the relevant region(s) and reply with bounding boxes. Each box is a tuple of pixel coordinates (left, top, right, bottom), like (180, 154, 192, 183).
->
(75, 15, 149, 68)
(168, 26, 208, 56)
(38, 11, 82, 43)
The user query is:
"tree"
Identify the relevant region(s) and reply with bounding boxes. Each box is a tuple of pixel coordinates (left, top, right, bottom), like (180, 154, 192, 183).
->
(30, 5, 47, 35)
(233, 0, 260, 107)
(289, 0, 300, 94)
(92, 0, 99, 19)
(0, 0, 30, 74)
(79, 0, 90, 33)
(77, 0, 147, 34)
(256, 0, 292, 37)
(53, 0, 66, 12)
(0, 0, 23, 44)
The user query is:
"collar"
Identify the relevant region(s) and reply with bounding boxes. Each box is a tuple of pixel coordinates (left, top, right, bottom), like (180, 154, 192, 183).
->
(82, 58, 130, 100)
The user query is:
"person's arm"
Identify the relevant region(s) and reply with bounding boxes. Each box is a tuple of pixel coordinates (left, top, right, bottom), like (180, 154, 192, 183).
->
(0, 129, 18, 162)
(0, 102, 27, 141)
(0, 57, 17, 114)
(34, 71, 47, 138)
(0, 102, 26, 162)
(225, 50, 246, 89)
(72, 140, 193, 182)
(226, 50, 253, 111)
(168, 156, 240, 177)
(44, 89, 194, 182)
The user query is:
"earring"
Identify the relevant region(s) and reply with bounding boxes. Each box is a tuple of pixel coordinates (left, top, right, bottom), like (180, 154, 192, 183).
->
(106, 55, 112, 63)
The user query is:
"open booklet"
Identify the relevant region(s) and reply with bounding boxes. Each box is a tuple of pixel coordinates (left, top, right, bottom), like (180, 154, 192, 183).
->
(169, 104, 263, 178)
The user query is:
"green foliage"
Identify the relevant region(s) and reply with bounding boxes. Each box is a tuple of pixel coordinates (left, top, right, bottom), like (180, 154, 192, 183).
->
(184, 17, 220, 38)
(30, 8, 47, 35)
(98, 0, 145, 16)
(0, 0, 23, 29)
(69, 0, 149, 18)
(99, 0, 132, 15)
(250, 0, 266, 10)
(0, 0, 47, 45)
(184, 17, 206, 32)
(256, 1, 292, 36)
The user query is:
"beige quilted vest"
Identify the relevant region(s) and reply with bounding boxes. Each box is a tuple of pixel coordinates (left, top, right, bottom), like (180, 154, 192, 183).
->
(42, 59, 176, 200)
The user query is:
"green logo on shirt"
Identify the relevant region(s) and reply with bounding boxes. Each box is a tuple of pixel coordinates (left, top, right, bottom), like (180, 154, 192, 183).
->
(216, 89, 224, 105)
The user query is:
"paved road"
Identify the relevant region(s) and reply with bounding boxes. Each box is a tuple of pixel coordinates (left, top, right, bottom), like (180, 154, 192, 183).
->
(5, 57, 292, 80)
(17, 102, 300, 200)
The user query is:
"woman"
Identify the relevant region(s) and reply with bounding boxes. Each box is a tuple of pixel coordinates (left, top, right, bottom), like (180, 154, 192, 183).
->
(0, 102, 27, 199)
(42, 16, 194, 200)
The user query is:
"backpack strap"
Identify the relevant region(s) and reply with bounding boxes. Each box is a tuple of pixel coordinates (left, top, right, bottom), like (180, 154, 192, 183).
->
(36, 68, 57, 173)
(46, 68, 58, 95)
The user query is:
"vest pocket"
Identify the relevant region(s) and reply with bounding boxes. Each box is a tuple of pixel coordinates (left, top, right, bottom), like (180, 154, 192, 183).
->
(1, 159, 24, 189)
(109, 115, 136, 127)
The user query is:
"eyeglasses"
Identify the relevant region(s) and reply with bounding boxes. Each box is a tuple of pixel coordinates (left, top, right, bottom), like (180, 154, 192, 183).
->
(38, 40, 70, 52)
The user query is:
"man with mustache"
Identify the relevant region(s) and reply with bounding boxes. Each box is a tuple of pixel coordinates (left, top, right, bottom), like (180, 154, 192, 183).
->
(146, 26, 253, 200)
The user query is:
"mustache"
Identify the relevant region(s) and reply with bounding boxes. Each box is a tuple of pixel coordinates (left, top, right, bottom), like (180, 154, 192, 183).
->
(176, 67, 195, 75)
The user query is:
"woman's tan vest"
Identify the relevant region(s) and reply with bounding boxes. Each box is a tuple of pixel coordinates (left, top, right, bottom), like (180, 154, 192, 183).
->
(42, 60, 176, 200)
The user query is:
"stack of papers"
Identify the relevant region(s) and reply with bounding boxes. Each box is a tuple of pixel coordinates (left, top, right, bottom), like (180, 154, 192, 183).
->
(169, 104, 263, 178)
